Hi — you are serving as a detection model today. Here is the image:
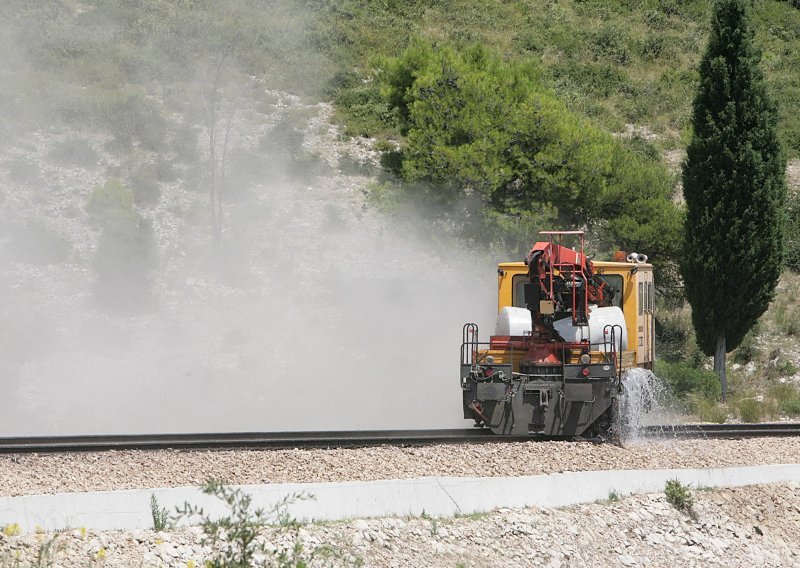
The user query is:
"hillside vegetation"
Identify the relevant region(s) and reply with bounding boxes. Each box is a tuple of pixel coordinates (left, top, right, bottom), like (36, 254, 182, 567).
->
(1, 0, 799, 422)
(327, 1, 800, 152)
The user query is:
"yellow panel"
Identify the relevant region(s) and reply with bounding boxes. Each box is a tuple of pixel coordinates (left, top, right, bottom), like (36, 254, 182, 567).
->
(591, 261, 653, 367)
(497, 262, 526, 312)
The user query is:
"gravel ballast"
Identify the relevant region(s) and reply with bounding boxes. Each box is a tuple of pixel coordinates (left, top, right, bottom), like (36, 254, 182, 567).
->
(2, 437, 800, 497)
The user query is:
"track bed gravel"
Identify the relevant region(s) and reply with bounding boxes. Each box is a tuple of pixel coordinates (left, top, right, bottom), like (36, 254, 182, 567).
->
(2, 437, 800, 497)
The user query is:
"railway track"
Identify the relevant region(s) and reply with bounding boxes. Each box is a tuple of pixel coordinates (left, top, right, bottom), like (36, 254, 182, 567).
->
(0, 423, 799, 453)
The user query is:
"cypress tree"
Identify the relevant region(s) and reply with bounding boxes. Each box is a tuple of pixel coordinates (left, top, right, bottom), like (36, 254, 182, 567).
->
(681, 0, 786, 399)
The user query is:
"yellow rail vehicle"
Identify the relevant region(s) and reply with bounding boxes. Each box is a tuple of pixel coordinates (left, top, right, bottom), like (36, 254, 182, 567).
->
(460, 231, 654, 439)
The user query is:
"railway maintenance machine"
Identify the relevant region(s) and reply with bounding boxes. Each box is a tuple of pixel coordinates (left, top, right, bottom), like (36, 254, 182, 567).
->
(460, 230, 654, 439)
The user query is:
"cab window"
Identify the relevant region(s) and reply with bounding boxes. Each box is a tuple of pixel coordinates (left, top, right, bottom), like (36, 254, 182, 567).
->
(513, 273, 623, 309)
(595, 274, 623, 309)
(512, 274, 528, 308)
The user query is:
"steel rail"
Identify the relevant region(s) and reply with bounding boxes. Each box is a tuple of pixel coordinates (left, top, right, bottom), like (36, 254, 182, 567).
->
(0, 429, 525, 453)
(0, 423, 798, 453)
(642, 422, 800, 438)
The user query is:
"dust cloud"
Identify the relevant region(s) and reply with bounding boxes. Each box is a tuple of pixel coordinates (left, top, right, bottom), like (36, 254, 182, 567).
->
(0, 6, 500, 436)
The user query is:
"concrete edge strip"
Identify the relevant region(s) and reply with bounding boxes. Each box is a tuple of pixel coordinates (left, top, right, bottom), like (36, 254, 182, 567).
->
(1, 464, 799, 533)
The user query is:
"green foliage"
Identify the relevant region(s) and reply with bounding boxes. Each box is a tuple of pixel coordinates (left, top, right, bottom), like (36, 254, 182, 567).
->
(106, 88, 167, 151)
(150, 494, 170, 532)
(4, 0, 331, 154)
(608, 490, 620, 502)
(655, 302, 705, 364)
(86, 179, 157, 313)
(732, 327, 760, 363)
(681, 0, 787, 363)
(655, 359, 722, 400)
(174, 480, 329, 568)
(768, 383, 800, 417)
(732, 393, 771, 423)
(379, 40, 681, 266)
(334, 84, 393, 137)
(591, 23, 631, 65)
(785, 189, 800, 272)
(772, 288, 800, 336)
(86, 179, 137, 228)
(685, 392, 728, 423)
(125, 158, 174, 208)
(664, 478, 694, 513)
(260, 114, 333, 183)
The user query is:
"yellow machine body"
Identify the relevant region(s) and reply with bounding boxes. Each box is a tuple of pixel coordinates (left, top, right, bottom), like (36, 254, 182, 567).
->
(493, 261, 654, 370)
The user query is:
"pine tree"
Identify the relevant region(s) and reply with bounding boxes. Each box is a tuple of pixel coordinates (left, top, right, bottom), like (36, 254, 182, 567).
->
(681, 0, 786, 399)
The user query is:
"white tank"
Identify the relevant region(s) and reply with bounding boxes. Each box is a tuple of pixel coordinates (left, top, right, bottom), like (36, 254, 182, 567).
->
(552, 306, 628, 351)
(495, 306, 533, 336)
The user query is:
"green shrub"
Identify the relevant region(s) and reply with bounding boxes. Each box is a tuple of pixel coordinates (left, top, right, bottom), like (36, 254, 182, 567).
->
(86, 179, 157, 313)
(92, 215, 157, 313)
(105, 88, 167, 151)
(783, 397, 800, 416)
(550, 61, 628, 98)
(86, 179, 137, 228)
(685, 393, 728, 423)
(664, 478, 693, 513)
(773, 297, 800, 336)
(769, 383, 800, 416)
(777, 360, 799, 376)
(736, 398, 763, 423)
(334, 84, 393, 137)
(732, 327, 760, 363)
(786, 189, 800, 272)
(655, 303, 704, 363)
(732, 392, 777, 423)
(590, 24, 631, 65)
(655, 359, 721, 400)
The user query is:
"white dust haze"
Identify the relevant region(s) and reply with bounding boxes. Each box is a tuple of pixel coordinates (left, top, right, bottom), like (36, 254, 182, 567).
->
(0, 71, 498, 434)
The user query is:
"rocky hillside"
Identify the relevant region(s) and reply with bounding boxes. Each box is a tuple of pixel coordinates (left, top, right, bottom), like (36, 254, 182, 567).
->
(0, 90, 496, 437)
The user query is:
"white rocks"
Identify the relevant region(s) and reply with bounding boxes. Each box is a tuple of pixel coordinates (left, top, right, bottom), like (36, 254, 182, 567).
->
(646, 532, 665, 545)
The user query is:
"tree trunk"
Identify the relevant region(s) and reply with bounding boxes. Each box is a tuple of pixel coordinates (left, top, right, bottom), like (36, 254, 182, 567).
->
(714, 334, 727, 401)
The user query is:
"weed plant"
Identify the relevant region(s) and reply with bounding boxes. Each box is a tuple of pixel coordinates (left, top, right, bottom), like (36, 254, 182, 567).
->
(664, 479, 693, 513)
(150, 494, 170, 532)
(174, 480, 347, 568)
